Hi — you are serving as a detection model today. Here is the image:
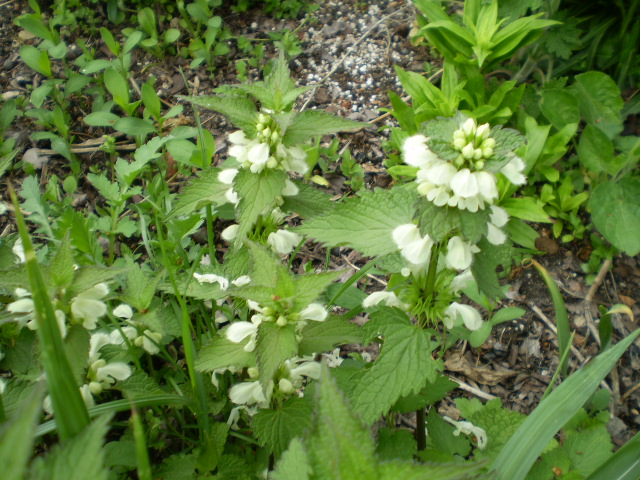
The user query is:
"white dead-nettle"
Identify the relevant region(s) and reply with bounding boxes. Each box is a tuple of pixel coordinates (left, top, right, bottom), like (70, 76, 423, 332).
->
(277, 144, 309, 175)
(70, 283, 109, 330)
(86, 332, 132, 397)
(193, 272, 230, 290)
(281, 178, 299, 196)
(443, 302, 483, 331)
(402, 134, 440, 168)
(226, 312, 263, 352)
(323, 348, 344, 368)
(6, 288, 67, 338)
(392, 223, 434, 268)
(443, 416, 488, 449)
(112, 304, 163, 355)
(12, 238, 25, 263)
(446, 236, 481, 270)
(267, 229, 302, 255)
(449, 269, 474, 293)
(362, 291, 407, 310)
(486, 205, 510, 245)
(299, 303, 328, 322)
(221, 224, 239, 242)
(229, 380, 269, 406)
(218, 168, 240, 206)
(231, 275, 252, 287)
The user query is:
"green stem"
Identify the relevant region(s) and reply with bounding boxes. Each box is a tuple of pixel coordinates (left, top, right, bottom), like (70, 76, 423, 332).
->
(416, 407, 427, 452)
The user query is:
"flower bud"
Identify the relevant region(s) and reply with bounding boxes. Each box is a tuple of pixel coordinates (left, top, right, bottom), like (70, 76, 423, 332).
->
(476, 123, 490, 141)
(276, 316, 288, 327)
(258, 113, 268, 124)
(461, 118, 476, 137)
(262, 307, 274, 317)
(278, 378, 295, 394)
(256, 123, 264, 132)
(453, 138, 466, 150)
(461, 143, 475, 160)
(247, 367, 259, 379)
(473, 148, 483, 160)
(266, 157, 278, 169)
(475, 160, 485, 169)
(481, 138, 496, 149)
(270, 130, 280, 142)
(482, 147, 493, 158)
(262, 127, 271, 139)
(453, 129, 466, 140)
(89, 381, 103, 395)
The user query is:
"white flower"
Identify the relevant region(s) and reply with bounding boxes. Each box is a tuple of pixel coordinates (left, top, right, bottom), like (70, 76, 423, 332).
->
(12, 238, 25, 263)
(402, 135, 440, 168)
(450, 269, 474, 293)
(278, 144, 309, 174)
(476, 123, 490, 141)
(247, 142, 270, 173)
(489, 206, 509, 227)
(79, 384, 95, 409)
(446, 236, 480, 270)
(226, 320, 260, 352)
(392, 223, 434, 267)
(218, 168, 239, 185)
(362, 291, 407, 309)
(444, 302, 483, 330)
(290, 361, 321, 382)
(282, 179, 299, 196)
(231, 275, 251, 287)
(486, 222, 507, 245)
(113, 304, 134, 319)
(95, 362, 131, 385)
(267, 230, 302, 255)
(392, 223, 422, 248)
(422, 161, 457, 186)
(71, 283, 109, 330)
(299, 303, 328, 322)
(461, 118, 477, 137)
(278, 378, 295, 394)
(0, 378, 6, 395)
(443, 416, 487, 449)
(475, 171, 498, 203)
(7, 297, 34, 314)
(229, 381, 267, 406)
(140, 330, 162, 355)
(450, 169, 479, 198)
(228, 130, 248, 145)
(499, 155, 526, 185)
(323, 348, 344, 367)
(193, 273, 230, 290)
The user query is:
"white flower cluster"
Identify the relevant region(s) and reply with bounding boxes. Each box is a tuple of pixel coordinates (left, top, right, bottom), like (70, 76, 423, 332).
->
(403, 118, 525, 214)
(225, 300, 328, 353)
(228, 113, 308, 175)
(112, 304, 164, 355)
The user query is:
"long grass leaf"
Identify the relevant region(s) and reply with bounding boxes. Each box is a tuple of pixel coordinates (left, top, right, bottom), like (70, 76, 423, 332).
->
(491, 328, 640, 480)
(587, 432, 640, 480)
(9, 187, 90, 441)
(530, 259, 571, 377)
(132, 407, 152, 480)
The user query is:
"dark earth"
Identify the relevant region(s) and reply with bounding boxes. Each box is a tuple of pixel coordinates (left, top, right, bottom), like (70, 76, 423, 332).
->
(1, 0, 639, 448)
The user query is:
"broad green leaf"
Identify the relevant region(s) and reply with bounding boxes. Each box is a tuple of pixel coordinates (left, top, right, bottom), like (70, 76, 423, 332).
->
(587, 431, 640, 480)
(501, 197, 551, 223)
(20, 176, 53, 238)
(155, 452, 198, 480)
(104, 68, 130, 107)
(378, 460, 485, 480)
(271, 438, 311, 480)
(66, 265, 127, 299)
(80, 60, 114, 75)
(83, 111, 120, 127)
(118, 262, 160, 312)
(293, 270, 342, 311)
(282, 110, 366, 146)
(590, 178, 640, 256)
(256, 322, 298, 389)
(247, 242, 280, 287)
(280, 181, 334, 219)
(325, 283, 368, 310)
(491, 328, 640, 480)
(309, 366, 378, 479)
(426, 408, 471, 457)
(195, 334, 255, 372)
(253, 397, 312, 456)
(577, 124, 615, 174)
(471, 238, 512, 299)
(49, 234, 76, 288)
(29, 414, 111, 480)
(181, 94, 258, 137)
(20, 45, 52, 77)
(564, 424, 612, 475)
(297, 188, 416, 257)
(392, 375, 458, 414)
(417, 201, 490, 243)
(0, 383, 43, 480)
(539, 88, 580, 132)
(235, 168, 288, 241)
(198, 422, 229, 473)
(113, 117, 155, 137)
(350, 308, 438, 424)
(166, 167, 229, 220)
(376, 428, 416, 461)
(572, 72, 624, 139)
(298, 315, 362, 356)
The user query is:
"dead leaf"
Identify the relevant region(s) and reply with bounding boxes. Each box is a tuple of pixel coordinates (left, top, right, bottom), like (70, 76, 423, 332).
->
(444, 351, 518, 386)
(23, 148, 48, 169)
(620, 295, 636, 306)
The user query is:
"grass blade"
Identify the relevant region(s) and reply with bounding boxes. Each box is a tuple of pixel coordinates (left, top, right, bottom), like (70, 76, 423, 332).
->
(529, 259, 571, 377)
(132, 407, 152, 480)
(9, 187, 90, 441)
(491, 328, 640, 480)
(587, 432, 640, 480)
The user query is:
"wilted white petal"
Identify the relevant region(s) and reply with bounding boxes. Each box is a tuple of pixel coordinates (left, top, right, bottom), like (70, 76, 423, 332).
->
(362, 291, 406, 309)
(299, 303, 328, 322)
(231, 275, 251, 287)
(499, 156, 526, 185)
(450, 169, 479, 198)
(290, 361, 322, 381)
(226, 322, 258, 343)
(229, 381, 266, 405)
(446, 302, 483, 331)
(323, 348, 343, 367)
(486, 223, 507, 245)
(267, 230, 302, 255)
(113, 304, 134, 319)
(489, 206, 509, 227)
(193, 273, 230, 290)
(444, 416, 487, 449)
(218, 168, 239, 185)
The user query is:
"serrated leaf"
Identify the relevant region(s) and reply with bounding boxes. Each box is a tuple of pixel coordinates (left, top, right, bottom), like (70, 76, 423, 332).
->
(256, 322, 298, 389)
(198, 422, 229, 473)
(232, 285, 279, 306)
(166, 168, 229, 220)
(378, 459, 485, 480)
(282, 110, 366, 146)
(155, 452, 198, 480)
(297, 315, 362, 356)
(20, 176, 53, 238)
(392, 375, 458, 414)
(281, 181, 334, 218)
(118, 370, 163, 397)
(235, 168, 288, 241)
(181, 94, 258, 137)
(297, 188, 416, 257)
(377, 428, 417, 461)
(0, 265, 29, 290)
(350, 308, 439, 424)
(426, 408, 472, 457)
(118, 262, 160, 312)
(66, 266, 127, 299)
(471, 238, 512, 300)
(417, 201, 489, 243)
(63, 326, 90, 385)
(590, 178, 640, 256)
(247, 242, 280, 287)
(195, 334, 255, 372)
(564, 424, 612, 475)
(139, 308, 181, 338)
(253, 397, 313, 456)
(572, 72, 623, 139)
(309, 366, 378, 479)
(271, 438, 311, 480)
(49, 234, 76, 288)
(293, 270, 342, 311)
(29, 414, 111, 480)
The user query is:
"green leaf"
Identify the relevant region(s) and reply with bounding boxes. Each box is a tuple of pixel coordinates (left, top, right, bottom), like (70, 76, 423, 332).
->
(19, 176, 53, 238)
(577, 124, 615, 174)
(539, 88, 580, 132)
(297, 188, 416, 257)
(309, 366, 378, 479)
(392, 375, 458, 414)
(572, 72, 624, 139)
(590, 178, 640, 256)
(113, 117, 155, 138)
(417, 201, 490, 243)
(181, 94, 258, 137)
(29, 414, 111, 480)
(83, 111, 120, 127)
(103, 68, 130, 107)
(564, 424, 612, 476)
(297, 315, 362, 356)
(350, 308, 438, 424)
(0, 384, 43, 480)
(271, 438, 311, 480)
(155, 452, 198, 480)
(491, 328, 640, 480)
(253, 397, 313, 456)
(247, 241, 280, 287)
(67, 265, 126, 299)
(256, 322, 298, 389)
(378, 460, 485, 480)
(293, 270, 342, 311)
(198, 422, 229, 473)
(471, 238, 512, 299)
(426, 408, 471, 457)
(118, 263, 160, 312)
(282, 110, 365, 146)
(235, 168, 287, 241)
(280, 181, 334, 218)
(166, 167, 229, 220)
(587, 431, 640, 480)
(195, 334, 255, 372)
(19, 45, 52, 77)
(49, 234, 76, 288)
(377, 428, 417, 461)
(501, 197, 551, 222)
(63, 326, 90, 385)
